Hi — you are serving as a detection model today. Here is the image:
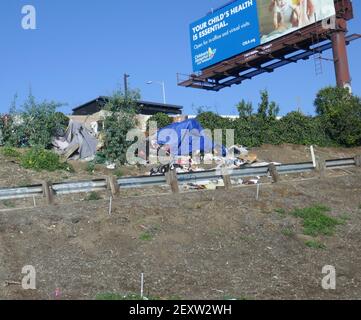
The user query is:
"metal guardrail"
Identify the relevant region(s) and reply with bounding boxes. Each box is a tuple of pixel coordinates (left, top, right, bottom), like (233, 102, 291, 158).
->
(0, 157, 358, 201)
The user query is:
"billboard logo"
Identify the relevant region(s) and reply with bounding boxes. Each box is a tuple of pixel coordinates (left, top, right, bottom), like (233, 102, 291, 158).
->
(195, 47, 217, 66)
(208, 47, 216, 59)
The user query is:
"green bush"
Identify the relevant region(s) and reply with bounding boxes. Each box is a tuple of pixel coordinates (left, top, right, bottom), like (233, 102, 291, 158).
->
(315, 87, 361, 147)
(103, 90, 138, 164)
(94, 151, 107, 164)
(1, 94, 68, 148)
(147, 112, 172, 131)
(277, 112, 332, 146)
(196, 88, 361, 148)
(20, 147, 70, 172)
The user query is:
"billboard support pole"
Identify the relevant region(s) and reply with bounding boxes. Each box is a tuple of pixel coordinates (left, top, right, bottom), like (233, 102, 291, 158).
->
(331, 19, 352, 92)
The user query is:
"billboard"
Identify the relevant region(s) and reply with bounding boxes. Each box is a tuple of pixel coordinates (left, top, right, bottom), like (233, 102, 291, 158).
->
(190, 0, 336, 72)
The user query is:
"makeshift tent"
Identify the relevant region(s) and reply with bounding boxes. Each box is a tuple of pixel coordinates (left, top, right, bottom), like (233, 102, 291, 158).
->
(156, 119, 226, 156)
(53, 120, 98, 160)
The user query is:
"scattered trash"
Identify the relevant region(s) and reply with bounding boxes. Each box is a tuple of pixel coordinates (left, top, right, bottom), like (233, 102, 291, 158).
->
(251, 162, 281, 167)
(243, 177, 261, 185)
(106, 163, 116, 170)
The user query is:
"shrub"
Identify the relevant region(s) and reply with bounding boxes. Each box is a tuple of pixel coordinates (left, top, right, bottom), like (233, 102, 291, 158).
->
(103, 90, 138, 164)
(277, 112, 332, 146)
(196, 88, 361, 148)
(315, 87, 361, 147)
(196, 112, 227, 132)
(147, 112, 172, 131)
(20, 147, 70, 172)
(94, 151, 107, 164)
(2, 94, 68, 148)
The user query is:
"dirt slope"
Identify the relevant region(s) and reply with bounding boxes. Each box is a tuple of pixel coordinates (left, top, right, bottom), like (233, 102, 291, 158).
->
(1, 168, 361, 300)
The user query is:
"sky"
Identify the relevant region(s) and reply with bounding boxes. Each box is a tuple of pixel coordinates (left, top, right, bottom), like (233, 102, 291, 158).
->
(0, 0, 360, 116)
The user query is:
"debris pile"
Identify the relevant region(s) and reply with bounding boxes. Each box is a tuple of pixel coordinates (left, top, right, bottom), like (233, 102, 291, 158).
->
(53, 120, 100, 161)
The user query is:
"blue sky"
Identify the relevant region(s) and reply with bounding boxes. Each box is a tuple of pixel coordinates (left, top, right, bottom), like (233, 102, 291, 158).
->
(0, 0, 360, 116)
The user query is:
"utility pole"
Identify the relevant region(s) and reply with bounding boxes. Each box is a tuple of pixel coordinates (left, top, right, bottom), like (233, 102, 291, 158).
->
(124, 73, 130, 96)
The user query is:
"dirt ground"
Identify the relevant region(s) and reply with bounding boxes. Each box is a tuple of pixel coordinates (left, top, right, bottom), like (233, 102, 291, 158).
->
(1, 144, 361, 300)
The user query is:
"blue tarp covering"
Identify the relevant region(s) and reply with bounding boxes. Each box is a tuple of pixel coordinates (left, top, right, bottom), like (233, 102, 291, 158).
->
(157, 119, 226, 156)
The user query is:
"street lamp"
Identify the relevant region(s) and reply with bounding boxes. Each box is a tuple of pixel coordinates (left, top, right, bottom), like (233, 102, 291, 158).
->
(146, 80, 166, 104)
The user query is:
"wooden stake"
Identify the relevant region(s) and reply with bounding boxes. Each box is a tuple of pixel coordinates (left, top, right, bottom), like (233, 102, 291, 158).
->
(268, 164, 279, 183)
(165, 169, 179, 194)
(355, 155, 361, 167)
(256, 183, 260, 200)
(316, 156, 326, 179)
(108, 196, 113, 215)
(108, 176, 120, 196)
(221, 167, 232, 190)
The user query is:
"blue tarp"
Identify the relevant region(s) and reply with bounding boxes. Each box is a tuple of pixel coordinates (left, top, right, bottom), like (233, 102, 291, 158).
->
(157, 119, 226, 156)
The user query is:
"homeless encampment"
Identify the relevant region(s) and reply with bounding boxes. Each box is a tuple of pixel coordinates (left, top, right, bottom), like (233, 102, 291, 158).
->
(155, 119, 226, 156)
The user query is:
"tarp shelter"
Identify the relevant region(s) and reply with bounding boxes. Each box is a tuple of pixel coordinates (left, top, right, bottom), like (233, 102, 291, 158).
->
(156, 119, 226, 156)
(53, 120, 98, 160)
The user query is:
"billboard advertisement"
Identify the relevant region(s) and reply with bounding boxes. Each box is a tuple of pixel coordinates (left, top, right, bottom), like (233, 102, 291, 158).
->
(190, 0, 336, 72)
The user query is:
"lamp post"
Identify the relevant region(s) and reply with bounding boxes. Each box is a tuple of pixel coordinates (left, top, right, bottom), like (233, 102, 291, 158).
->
(146, 80, 166, 104)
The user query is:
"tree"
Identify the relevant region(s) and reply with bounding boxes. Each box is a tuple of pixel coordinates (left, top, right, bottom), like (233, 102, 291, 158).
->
(236, 99, 253, 118)
(102, 90, 139, 164)
(315, 86, 352, 116)
(257, 89, 279, 119)
(315, 87, 361, 147)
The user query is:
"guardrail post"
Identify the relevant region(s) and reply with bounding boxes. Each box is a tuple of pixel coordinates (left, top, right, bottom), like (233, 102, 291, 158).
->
(316, 156, 326, 178)
(221, 167, 232, 190)
(108, 176, 120, 196)
(268, 163, 279, 183)
(355, 155, 361, 167)
(41, 181, 54, 205)
(165, 169, 179, 194)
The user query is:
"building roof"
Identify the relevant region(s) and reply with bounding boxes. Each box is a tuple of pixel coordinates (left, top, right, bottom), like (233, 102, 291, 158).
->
(72, 96, 183, 116)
